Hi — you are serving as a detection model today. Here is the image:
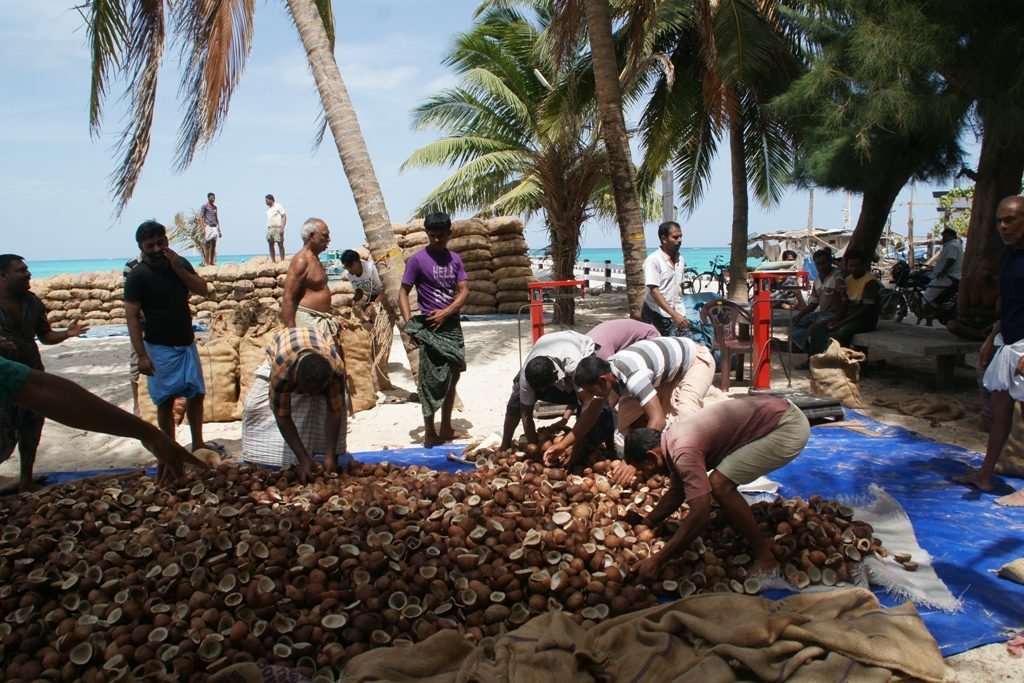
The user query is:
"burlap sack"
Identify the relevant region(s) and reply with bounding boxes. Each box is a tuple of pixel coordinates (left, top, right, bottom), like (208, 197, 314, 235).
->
(465, 291, 498, 307)
(197, 336, 240, 422)
(498, 302, 528, 314)
(452, 217, 488, 237)
(400, 231, 428, 248)
(461, 305, 497, 315)
(448, 235, 490, 252)
(809, 339, 865, 408)
(491, 238, 530, 257)
(339, 316, 377, 413)
(463, 265, 492, 277)
(496, 276, 533, 291)
(233, 332, 278, 420)
(496, 290, 530, 303)
(139, 394, 187, 427)
(492, 254, 532, 270)
(997, 558, 1024, 584)
(493, 266, 533, 280)
(487, 215, 525, 236)
(995, 405, 1024, 478)
(467, 279, 497, 294)
(458, 248, 492, 263)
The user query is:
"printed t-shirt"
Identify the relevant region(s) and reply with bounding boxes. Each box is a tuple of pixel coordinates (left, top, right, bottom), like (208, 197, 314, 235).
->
(662, 396, 790, 500)
(401, 248, 467, 315)
(518, 331, 595, 406)
(608, 337, 697, 406)
(586, 319, 660, 360)
(123, 258, 196, 346)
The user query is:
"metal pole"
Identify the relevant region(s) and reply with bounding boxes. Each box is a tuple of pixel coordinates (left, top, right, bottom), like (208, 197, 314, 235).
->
(907, 183, 916, 267)
(604, 260, 612, 293)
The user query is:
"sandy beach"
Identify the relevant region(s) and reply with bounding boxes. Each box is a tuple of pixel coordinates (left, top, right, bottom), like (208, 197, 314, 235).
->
(1, 291, 1020, 679)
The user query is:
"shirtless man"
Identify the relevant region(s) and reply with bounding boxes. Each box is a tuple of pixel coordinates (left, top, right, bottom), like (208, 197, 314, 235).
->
(282, 219, 337, 340)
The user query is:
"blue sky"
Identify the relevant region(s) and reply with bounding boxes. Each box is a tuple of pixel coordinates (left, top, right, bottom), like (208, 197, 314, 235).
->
(2, 0, 971, 261)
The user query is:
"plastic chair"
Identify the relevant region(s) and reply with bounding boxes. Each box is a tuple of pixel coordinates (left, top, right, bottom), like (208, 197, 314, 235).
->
(699, 299, 753, 390)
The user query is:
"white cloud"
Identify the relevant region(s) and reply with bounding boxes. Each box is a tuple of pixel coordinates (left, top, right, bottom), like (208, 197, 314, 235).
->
(422, 73, 459, 94)
(277, 58, 418, 93)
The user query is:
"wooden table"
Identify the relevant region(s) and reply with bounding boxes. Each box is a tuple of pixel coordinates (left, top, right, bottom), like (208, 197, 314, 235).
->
(851, 321, 981, 390)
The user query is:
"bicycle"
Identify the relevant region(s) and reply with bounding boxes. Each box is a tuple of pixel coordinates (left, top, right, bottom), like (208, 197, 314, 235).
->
(692, 255, 729, 296)
(680, 266, 701, 294)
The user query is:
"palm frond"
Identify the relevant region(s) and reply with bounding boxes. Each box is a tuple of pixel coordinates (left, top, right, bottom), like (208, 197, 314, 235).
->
(109, 0, 165, 216)
(81, 0, 129, 136)
(741, 88, 793, 207)
(400, 136, 517, 171)
(173, 0, 255, 172)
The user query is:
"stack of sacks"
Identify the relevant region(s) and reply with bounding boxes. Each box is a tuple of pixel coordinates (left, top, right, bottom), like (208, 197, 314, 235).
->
(487, 216, 533, 314)
(394, 220, 425, 313)
(137, 335, 240, 425)
(450, 218, 497, 314)
(36, 272, 125, 329)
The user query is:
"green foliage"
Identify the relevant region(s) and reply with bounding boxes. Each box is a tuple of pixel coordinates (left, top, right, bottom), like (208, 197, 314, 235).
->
(935, 186, 973, 237)
(171, 210, 206, 260)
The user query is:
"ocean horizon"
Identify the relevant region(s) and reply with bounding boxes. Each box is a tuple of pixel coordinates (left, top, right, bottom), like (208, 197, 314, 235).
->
(25, 246, 734, 280)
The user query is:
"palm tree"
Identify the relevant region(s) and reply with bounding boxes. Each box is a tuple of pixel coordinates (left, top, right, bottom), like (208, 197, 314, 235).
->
(80, 0, 407, 326)
(403, 6, 656, 323)
(638, 0, 800, 302)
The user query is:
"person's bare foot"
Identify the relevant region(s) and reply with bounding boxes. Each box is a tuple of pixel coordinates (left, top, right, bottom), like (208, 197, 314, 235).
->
(995, 489, 1024, 507)
(17, 480, 42, 494)
(752, 557, 780, 576)
(439, 429, 469, 442)
(423, 433, 446, 447)
(953, 471, 996, 492)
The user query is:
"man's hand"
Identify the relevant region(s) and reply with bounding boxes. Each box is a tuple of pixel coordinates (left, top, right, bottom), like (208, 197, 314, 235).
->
(137, 354, 155, 376)
(621, 510, 645, 526)
(425, 307, 452, 330)
(671, 313, 690, 330)
(978, 338, 996, 370)
(543, 441, 571, 467)
(163, 246, 182, 266)
(146, 437, 208, 486)
(66, 320, 89, 338)
(294, 456, 315, 483)
(609, 461, 637, 487)
(633, 556, 661, 583)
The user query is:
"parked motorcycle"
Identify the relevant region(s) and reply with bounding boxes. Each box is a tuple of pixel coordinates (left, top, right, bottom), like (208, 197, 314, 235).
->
(878, 261, 958, 325)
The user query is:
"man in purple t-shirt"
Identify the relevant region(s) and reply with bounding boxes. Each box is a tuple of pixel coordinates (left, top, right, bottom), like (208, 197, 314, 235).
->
(621, 396, 809, 582)
(399, 212, 470, 447)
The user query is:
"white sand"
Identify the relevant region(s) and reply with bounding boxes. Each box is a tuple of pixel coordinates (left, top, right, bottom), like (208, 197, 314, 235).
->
(1, 291, 1020, 678)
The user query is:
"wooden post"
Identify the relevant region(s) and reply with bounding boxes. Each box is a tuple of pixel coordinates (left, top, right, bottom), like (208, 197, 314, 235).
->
(582, 259, 591, 286)
(604, 260, 612, 292)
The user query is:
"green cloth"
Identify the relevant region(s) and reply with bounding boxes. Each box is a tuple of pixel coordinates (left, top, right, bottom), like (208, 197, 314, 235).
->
(403, 315, 466, 418)
(0, 357, 30, 404)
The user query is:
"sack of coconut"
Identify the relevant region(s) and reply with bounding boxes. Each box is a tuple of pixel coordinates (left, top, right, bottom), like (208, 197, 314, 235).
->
(197, 336, 241, 422)
(232, 331, 278, 420)
(339, 315, 377, 413)
(809, 339, 865, 409)
(995, 405, 1024, 478)
(487, 215, 525, 237)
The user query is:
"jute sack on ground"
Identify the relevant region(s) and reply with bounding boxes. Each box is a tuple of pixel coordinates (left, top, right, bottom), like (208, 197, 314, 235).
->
(458, 248, 492, 263)
(339, 316, 377, 413)
(139, 394, 187, 427)
(233, 331, 278, 420)
(492, 255, 532, 270)
(996, 405, 1024, 477)
(490, 238, 530, 258)
(323, 588, 943, 683)
(463, 265, 492, 278)
(498, 302, 529, 314)
(197, 336, 240, 422)
(810, 339, 865, 408)
(399, 231, 428, 248)
(874, 394, 965, 423)
(493, 266, 533, 280)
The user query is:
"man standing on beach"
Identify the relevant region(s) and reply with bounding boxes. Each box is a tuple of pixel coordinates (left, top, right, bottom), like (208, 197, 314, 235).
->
(124, 221, 209, 462)
(641, 221, 690, 336)
(399, 212, 470, 447)
(0, 254, 88, 491)
(282, 219, 338, 341)
(200, 192, 221, 266)
(265, 194, 287, 262)
(956, 196, 1024, 506)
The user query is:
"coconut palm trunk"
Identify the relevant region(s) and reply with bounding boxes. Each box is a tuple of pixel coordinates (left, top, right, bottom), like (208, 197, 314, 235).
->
(727, 116, 750, 303)
(581, 0, 648, 319)
(286, 0, 405, 327)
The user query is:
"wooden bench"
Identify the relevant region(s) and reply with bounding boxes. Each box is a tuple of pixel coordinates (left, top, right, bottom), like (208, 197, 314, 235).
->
(850, 320, 981, 390)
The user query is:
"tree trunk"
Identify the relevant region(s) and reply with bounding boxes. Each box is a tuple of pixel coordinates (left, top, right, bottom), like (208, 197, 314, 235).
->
(582, 0, 647, 319)
(286, 0, 404, 327)
(727, 116, 750, 303)
(847, 178, 906, 260)
(548, 219, 582, 326)
(960, 120, 1024, 316)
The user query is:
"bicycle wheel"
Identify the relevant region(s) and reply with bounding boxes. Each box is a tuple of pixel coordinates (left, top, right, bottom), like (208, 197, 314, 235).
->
(681, 268, 700, 294)
(878, 288, 900, 321)
(694, 272, 717, 295)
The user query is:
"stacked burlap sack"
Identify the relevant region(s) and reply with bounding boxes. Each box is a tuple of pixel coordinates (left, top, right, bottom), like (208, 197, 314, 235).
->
(487, 216, 533, 314)
(34, 272, 125, 329)
(393, 216, 533, 316)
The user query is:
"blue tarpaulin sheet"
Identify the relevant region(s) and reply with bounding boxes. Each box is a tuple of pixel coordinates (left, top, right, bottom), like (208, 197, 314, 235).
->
(16, 413, 1024, 656)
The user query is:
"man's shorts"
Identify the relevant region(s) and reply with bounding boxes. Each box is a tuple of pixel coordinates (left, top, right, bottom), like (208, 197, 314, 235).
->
(267, 226, 283, 243)
(716, 401, 810, 485)
(204, 225, 221, 243)
(983, 334, 1024, 401)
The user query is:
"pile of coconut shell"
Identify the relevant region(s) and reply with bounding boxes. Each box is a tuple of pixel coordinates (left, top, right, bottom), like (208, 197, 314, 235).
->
(0, 457, 894, 682)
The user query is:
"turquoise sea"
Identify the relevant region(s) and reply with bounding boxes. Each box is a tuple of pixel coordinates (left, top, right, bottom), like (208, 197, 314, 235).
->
(25, 247, 736, 279)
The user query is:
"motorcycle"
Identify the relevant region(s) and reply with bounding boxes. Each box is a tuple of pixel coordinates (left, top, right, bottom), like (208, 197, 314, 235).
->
(878, 261, 958, 325)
